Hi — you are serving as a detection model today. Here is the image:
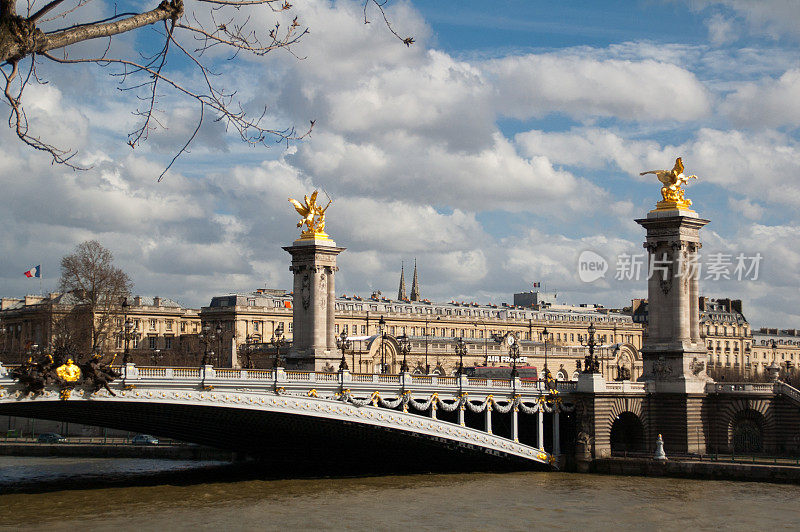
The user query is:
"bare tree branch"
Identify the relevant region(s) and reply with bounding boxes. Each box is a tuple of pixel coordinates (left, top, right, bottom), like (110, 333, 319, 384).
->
(0, 0, 411, 176)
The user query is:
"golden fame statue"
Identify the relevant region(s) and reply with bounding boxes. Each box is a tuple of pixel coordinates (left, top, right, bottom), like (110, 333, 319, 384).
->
(640, 157, 698, 211)
(289, 190, 332, 240)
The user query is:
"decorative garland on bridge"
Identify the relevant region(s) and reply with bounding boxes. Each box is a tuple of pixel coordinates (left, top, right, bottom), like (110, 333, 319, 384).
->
(332, 389, 573, 414)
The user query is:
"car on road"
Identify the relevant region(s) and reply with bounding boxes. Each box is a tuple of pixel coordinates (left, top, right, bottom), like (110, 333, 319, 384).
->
(131, 434, 159, 445)
(37, 433, 66, 443)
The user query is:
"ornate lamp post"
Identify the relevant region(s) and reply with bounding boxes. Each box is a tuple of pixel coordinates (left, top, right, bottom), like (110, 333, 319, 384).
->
(541, 326, 549, 378)
(242, 335, 255, 369)
(378, 315, 387, 374)
(199, 323, 215, 367)
(215, 323, 223, 367)
(397, 334, 410, 373)
(454, 337, 467, 376)
(583, 322, 600, 373)
(506, 335, 519, 379)
(150, 349, 163, 366)
(271, 323, 285, 369)
(336, 330, 350, 371)
(121, 299, 136, 366)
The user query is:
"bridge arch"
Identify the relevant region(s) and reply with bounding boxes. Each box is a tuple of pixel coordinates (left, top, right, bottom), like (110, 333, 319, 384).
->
(610, 412, 645, 454)
(714, 398, 777, 454)
(600, 396, 648, 455)
(730, 409, 765, 453)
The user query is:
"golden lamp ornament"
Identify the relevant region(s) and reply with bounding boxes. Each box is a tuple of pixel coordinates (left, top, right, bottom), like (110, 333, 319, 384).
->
(640, 157, 698, 211)
(56, 359, 81, 382)
(288, 190, 332, 240)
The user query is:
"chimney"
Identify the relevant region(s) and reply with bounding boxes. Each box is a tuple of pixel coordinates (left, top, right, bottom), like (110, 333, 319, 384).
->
(153, 296, 161, 307)
(134, 296, 142, 306)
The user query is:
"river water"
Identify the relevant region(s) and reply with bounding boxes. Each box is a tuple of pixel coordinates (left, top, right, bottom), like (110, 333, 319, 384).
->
(1, 457, 799, 531)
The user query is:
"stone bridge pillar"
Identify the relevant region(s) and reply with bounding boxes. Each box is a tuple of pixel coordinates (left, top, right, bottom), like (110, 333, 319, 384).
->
(636, 204, 710, 454)
(284, 238, 345, 371)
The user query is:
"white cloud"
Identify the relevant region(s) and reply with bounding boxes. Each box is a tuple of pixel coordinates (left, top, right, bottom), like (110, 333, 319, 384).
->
(727, 197, 764, 220)
(721, 68, 800, 128)
(706, 13, 738, 46)
(483, 53, 712, 122)
(694, 1, 800, 41)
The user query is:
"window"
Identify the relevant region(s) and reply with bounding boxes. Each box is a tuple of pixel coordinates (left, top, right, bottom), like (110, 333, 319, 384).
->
(254, 321, 260, 332)
(361, 325, 366, 334)
(165, 336, 173, 349)
(335, 324, 340, 334)
(115, 335, 123, 349)
(180, 322, 186, 333)
(165, 320, 173, 331)
(149, 319, 157, 330)
(149, 336, 157, 349)
(288, 322, 293, 332)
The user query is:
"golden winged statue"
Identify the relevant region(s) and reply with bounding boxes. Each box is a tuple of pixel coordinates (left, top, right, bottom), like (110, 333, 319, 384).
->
(288, 190, 332, 240)
(640, 157, 698, 210)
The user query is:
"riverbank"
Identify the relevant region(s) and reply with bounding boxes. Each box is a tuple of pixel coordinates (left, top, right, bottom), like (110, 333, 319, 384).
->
(0, 440, 236, 461)
(593, 456, 800, 484)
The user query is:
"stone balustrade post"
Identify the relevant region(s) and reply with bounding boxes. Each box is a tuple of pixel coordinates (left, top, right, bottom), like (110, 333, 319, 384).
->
(203, 365, 215, 379)
(165, 368, 174, 379)
(275, 368, 287, 382)
(341, 369, 353, 384)
(124, 363, 139, 380)
(485, 403, 492, 434)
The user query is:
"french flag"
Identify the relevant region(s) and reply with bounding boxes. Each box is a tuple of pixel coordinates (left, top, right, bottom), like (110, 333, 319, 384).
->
(24, 265, 41, 278)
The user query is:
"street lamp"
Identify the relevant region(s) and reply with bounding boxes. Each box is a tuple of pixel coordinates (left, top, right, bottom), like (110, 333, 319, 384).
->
(378, 315, 387, 374)
(505, 334, 519, 379)
(199, 323, 215, 367)
(271, 323, 285, 369)
(215, 323, 223, 367)
(241, 335, 255, 369)
(398, 334, 410, 373)
(541, 326, 549, 378)
(583, 322, 600, 373)
(150, 349, 162, 366)
(121, 299, 135, 366)
(454, 337, 467, 376)
(336, 330, 350, 371)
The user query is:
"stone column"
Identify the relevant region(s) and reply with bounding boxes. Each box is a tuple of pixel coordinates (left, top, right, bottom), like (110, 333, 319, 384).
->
(537, 409, 544, 449)
(553, 410, 561, 456)
(284, 238, 345, 371)
(635, 208, 710, 391)
(511, 406, 519, 442)
(636, 206, 710, 454)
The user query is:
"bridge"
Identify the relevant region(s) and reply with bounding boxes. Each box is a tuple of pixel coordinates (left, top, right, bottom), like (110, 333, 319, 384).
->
(0, 363, 578, 470)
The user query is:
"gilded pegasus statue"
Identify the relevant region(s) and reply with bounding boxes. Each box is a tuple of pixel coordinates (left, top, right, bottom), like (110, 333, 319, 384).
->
(288, 190, 332, 239)
(640, 157, 697, 208)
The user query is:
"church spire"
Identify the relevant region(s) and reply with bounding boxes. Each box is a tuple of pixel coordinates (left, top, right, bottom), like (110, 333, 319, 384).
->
(410, 259, 420, 301)
(398, 261, 407, 301)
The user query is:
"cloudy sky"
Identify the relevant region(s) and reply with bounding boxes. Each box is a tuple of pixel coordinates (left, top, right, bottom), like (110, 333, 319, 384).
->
(1, 0, 799, 327)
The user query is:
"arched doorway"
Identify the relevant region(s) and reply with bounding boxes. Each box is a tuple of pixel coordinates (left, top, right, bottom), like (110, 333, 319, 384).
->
(731, 410, 764, 453)
(610, 412, 645, 454)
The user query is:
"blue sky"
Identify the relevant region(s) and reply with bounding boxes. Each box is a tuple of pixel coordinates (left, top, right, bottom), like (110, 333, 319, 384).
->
(1, 0, 799, 327)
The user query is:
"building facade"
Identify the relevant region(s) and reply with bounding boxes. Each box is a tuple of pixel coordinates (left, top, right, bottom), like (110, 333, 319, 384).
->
(199, 288, 643, 380)
(0, 293, 200, 365)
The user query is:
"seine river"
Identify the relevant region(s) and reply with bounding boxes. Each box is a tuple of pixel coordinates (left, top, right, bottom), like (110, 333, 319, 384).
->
(1, 457, 799, 531)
